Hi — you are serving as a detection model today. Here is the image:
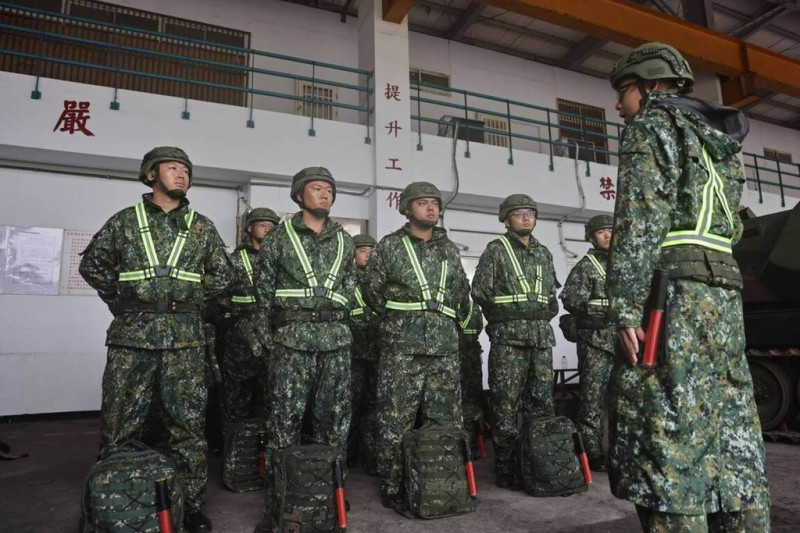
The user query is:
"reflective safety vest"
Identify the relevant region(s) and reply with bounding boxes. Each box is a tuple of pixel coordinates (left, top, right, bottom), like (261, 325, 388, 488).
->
(385, 236, 457, 319)
(351, 287, 370, 317)
(274, 221, 348, 307)
(492, 236, 549, 305)
(118, 202, 202, 283)
(660, 146, 735, 254)
(459, 299, 478, 335)
(230, 248, 257, 305)
(585, 253, 609, 308)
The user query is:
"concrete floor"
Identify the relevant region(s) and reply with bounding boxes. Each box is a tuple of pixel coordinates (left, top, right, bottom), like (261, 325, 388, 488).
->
(1, 417, 799, 533)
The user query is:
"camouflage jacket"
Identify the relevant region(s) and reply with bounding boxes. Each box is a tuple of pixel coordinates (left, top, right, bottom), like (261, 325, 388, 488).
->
(253, 213, 356, 352)
(608, 92, 746, 328)
(472, 231, 559, 348)
(560, 247, 614, 351)
(79, 193, 232, 349)
(224, 243, 260, 319)
(362, 224, 470, 357)
(350, 269, 379, 361)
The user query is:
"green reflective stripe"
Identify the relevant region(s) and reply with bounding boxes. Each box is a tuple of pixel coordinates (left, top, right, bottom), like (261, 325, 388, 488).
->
(401, 236, 433, 300)
(354, 287, 366, 307)
(586, 253, 606, 278)
(231, 295, 256, 304)
(385, 300, 457, 318)
(588, 298, 609, 306)
(281, 222, 347, 305)
(350, 308, 365, 316)
(239, 249, 254, 285)
(284, 221, 319, 287)
(462, 329, 478, 334)
(120, 202, 201, 283)
(661, 146, 734, 254)
(499, 236, 531, 293)
(492, 294, 549, 304)
(223, 312, 232, 318)
(459, 299, 474, 331)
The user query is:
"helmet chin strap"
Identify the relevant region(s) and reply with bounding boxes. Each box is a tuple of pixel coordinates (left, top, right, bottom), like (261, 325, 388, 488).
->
(153, 170, 186, 200)
(512, 228, 532, 237)
(408, 214, 438, 229)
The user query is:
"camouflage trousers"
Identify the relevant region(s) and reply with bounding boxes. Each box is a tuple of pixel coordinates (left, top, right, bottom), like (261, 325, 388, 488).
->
(221, 328, 268, 422)
(347, 358, 378, 463)
(376, 352, 462, 496)
(609, 280, 770, 515)
(488, 343, 554, 477)
(635, 505, 770, 532)
(100, 345, 208, 512)
(460, 340, 484, 406)
(576, 333, 614, 460)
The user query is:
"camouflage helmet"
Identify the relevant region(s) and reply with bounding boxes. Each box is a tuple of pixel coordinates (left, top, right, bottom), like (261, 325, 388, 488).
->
(291, 166, 336, 206)
(352, 233, 377, 248)
(498, 193, 538, 222)
(138, 146, 192, 187)
(398, 181, 443, 213)
(585, 214, 614, 241)
(609, 42, 694, 93)
(245, 207, 280, 229)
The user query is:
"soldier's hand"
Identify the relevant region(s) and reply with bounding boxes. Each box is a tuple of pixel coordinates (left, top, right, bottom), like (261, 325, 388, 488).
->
(617, 327, 645, 366)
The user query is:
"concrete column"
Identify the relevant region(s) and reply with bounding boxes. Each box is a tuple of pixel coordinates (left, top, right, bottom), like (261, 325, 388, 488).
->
(358, 0, 413, 240)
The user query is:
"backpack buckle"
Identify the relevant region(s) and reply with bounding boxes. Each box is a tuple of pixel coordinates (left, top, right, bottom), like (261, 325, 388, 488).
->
(154, 266, 172, 277)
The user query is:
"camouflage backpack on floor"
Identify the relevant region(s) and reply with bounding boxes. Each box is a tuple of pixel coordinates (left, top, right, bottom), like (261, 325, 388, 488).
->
(272, 444, 345, 533)
(518, 416, 588, 497)
(79, 440, 184, 533)
(223, 418, 267, 492)
(402, 425, 477, 519)
(358, 409, 379, 476)
(462, 403, 487, 460)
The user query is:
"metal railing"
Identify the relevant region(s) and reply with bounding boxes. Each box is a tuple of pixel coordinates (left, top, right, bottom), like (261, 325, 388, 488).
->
(743, 154, 800, 207)
(0, 2, 374, 139)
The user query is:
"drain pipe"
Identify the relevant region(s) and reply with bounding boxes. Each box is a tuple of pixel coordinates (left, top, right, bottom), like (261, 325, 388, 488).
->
(557, 139, 587, 261)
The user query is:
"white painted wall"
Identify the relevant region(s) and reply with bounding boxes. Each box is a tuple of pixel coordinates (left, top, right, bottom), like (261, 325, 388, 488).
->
(1, 0, 798, 413)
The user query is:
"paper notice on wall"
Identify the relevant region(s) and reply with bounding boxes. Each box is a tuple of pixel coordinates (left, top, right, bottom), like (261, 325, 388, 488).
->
(0, 226, 63, 295)
(60, 229, 96, 296)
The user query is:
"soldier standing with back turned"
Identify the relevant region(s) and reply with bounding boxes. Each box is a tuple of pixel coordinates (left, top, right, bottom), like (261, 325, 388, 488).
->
(559, 214, 615, 472)
(471, 194, 559, 490)
(606, 42, 769, 530)
(80, 147, 232, 533)
(252, 167, 356, 532)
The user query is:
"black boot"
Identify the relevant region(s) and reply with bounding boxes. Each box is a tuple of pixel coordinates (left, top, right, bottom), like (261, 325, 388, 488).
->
(183, 510, 212, 533)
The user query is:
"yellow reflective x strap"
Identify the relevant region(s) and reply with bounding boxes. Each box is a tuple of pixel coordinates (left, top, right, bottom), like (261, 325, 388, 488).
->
(351, 287, 367, 317)
(586, 253, 606, 279)
(231, 295, 256, 304)
(239, 249, 254, 285)
(459, 299, 474, 331)
(588, 298, 609, 306)
(385, 237, 456, 318)
(499, 236, 531, 293)
(277, 222, 348, 305)
(661, 146, 734, 254)
(119, 202, 201, 283)
(402, 236, 433, 300)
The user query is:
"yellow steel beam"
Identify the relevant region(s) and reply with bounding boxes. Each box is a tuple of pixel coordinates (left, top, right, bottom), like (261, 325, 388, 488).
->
(480, 0, 800, 100)
(383, 0, 416, 24)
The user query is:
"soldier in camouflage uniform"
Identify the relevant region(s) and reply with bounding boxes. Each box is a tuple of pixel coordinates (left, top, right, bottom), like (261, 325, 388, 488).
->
(220, 207, 280, 422)
(80, 147, 232, 533)
(346, 233, 379, 466)
(559, 214, 615, 472)
(606, 43, 769, 530)
(471, 194, 559, 490)
(458, 298, 484, 406)
(361, 182, 470, 508)
(252, 167, 356, 532)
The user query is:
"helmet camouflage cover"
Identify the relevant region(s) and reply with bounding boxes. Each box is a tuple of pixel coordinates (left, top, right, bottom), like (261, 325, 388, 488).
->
(609, 42, 694, 93)
(245, 207, 280, 228)
(585, 214, 613, 241)
(398, 181, 443, 213)
(498, 193, 538, 222)
(291, 166, 336, 206)
(138, 146, 193, 187)
(352, 233, 377, 248)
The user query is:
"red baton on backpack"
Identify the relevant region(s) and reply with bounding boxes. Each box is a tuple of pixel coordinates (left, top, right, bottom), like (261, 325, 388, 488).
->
(333, 459, 347, 530)
(257, 430, 267, 478)
(155, 478, 173, 533)
(641, 270, 670, 368)
(572, 433, 593, 484)
(462, 438, 478, 498)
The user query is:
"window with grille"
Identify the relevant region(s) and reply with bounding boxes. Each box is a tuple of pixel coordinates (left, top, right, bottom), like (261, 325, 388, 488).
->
(296, 81, 339, 121)
(556, 99, 609, 164)
(763, 148, 793, 164)
(479, 114, 510, 148)
(410, 68, 451, 96)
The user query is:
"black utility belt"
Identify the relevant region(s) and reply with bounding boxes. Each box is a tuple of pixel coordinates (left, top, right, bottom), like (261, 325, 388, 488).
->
(115, 299, 199, 314)
(274, 309, 348, 326)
